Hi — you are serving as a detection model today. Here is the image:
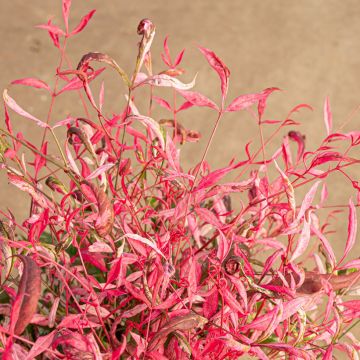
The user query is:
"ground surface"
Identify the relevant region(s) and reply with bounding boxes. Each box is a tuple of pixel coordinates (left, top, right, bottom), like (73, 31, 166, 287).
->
(0, 0, 359, 258)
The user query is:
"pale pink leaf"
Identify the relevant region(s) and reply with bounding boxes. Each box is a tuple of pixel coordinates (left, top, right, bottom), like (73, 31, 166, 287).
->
(124, 233, 166, 259)
(36, 24, 65, 36)
(290, 212, 312, 262)
(134, 73, 197, 90)
(85, 163, 115, 180)
(129, 114, 165, 149)
(153, 96, 172, 111)
(62, 0, 71, 32)
(324, 96, 332, 136)
(70, 9, 96, 36)
(297, 181, 321, 220)
(176, 89, 218, 110)
(25, 330, 57, 360)
(343, 198, 357, 260)
(311, 225, 336, 269)
(65, 140, 81, 176)
(3, 90, 49, 128)
(52, 116, 74, 129)
(88, 241, 113, 253)
(225, 92, 266, 112)
(11, 78, 51, 93)
(99, 80, 105, 112)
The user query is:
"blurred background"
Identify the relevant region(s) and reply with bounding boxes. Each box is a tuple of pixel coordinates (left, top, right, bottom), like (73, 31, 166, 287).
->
(0, 0, 359, 256)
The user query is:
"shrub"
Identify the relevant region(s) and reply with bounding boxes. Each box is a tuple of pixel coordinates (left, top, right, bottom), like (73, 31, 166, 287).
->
(0, 1, 360, 359)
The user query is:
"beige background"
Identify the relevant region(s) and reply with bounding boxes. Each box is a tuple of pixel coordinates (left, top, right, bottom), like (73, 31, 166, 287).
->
(0, 1, 359, 256)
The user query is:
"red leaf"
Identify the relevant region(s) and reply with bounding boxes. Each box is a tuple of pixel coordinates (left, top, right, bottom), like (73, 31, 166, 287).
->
(195, 162, 240, 191)
(310, 151, 346, 168)
(174, 49, 185, 67)
(198, 46, 230, 101)
(324, 96, 332, 136)
(70, 9, 96, 36)
(323, 345, 333, 360)
(176, 101, 193, 112)
(11, 78, 51, 93)
(203, 288, 218, 318)
(341, 300, 360, 311)
(10, 256, 41, 335)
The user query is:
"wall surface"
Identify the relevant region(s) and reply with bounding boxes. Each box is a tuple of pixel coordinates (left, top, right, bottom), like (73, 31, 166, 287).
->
(0, 1, 359, 258)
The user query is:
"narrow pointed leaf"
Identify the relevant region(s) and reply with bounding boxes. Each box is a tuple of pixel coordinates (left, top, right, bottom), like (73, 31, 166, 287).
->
(176, 89, 218, 110)
(11, 78, 51, 93)
(70, 9, 96, 36)
(3, 90, 49, 128)
(324, 96, 332, 136)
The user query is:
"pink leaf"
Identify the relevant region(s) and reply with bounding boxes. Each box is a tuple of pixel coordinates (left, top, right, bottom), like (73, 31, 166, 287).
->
(288, 130, 306, 163)
(65, 140, 81, 176)
(153, 96, 172, 111)
(323, 345, 333, 360)
(324, 96, 332, 136)
(176, 101, 193, 112)
(85, 163, 115, 180)
(198, 46, 230, 101)
(176, 89, 218, 110)
(70, 9, 96, 36)
(342, 198, 357, 260)
(174, 49, 185, 67)
(290, 211, 312, 262)
(311, 225, 336, 269)
(58, 314, 101, 329)
(26, 330, 56, 359)
(62, 0, 71, 32)
(11, 78, 51, 93)
(203, 289, 218, 318)
(124, 233, 166, 259)
(297, 181, 320, 220)
(57, 68, 105, 95)
(225, 91, 266, 113)
(258, 87, 280, 121)
(134, 73, 197, 90)
(3, 90, 49, 128)
(36, 24, 65, 36)
(99, 80, 105, 112)
(195, 162, 240, 191)
(223, 287, 246, 315)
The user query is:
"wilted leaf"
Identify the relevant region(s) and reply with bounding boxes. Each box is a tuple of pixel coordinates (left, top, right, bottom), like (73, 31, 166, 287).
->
(148, 312, 207, 351)
(10, 256, 41, 335)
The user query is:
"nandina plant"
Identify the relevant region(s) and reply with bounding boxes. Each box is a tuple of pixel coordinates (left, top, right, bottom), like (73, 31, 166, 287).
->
(0, 1, 360, 359)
